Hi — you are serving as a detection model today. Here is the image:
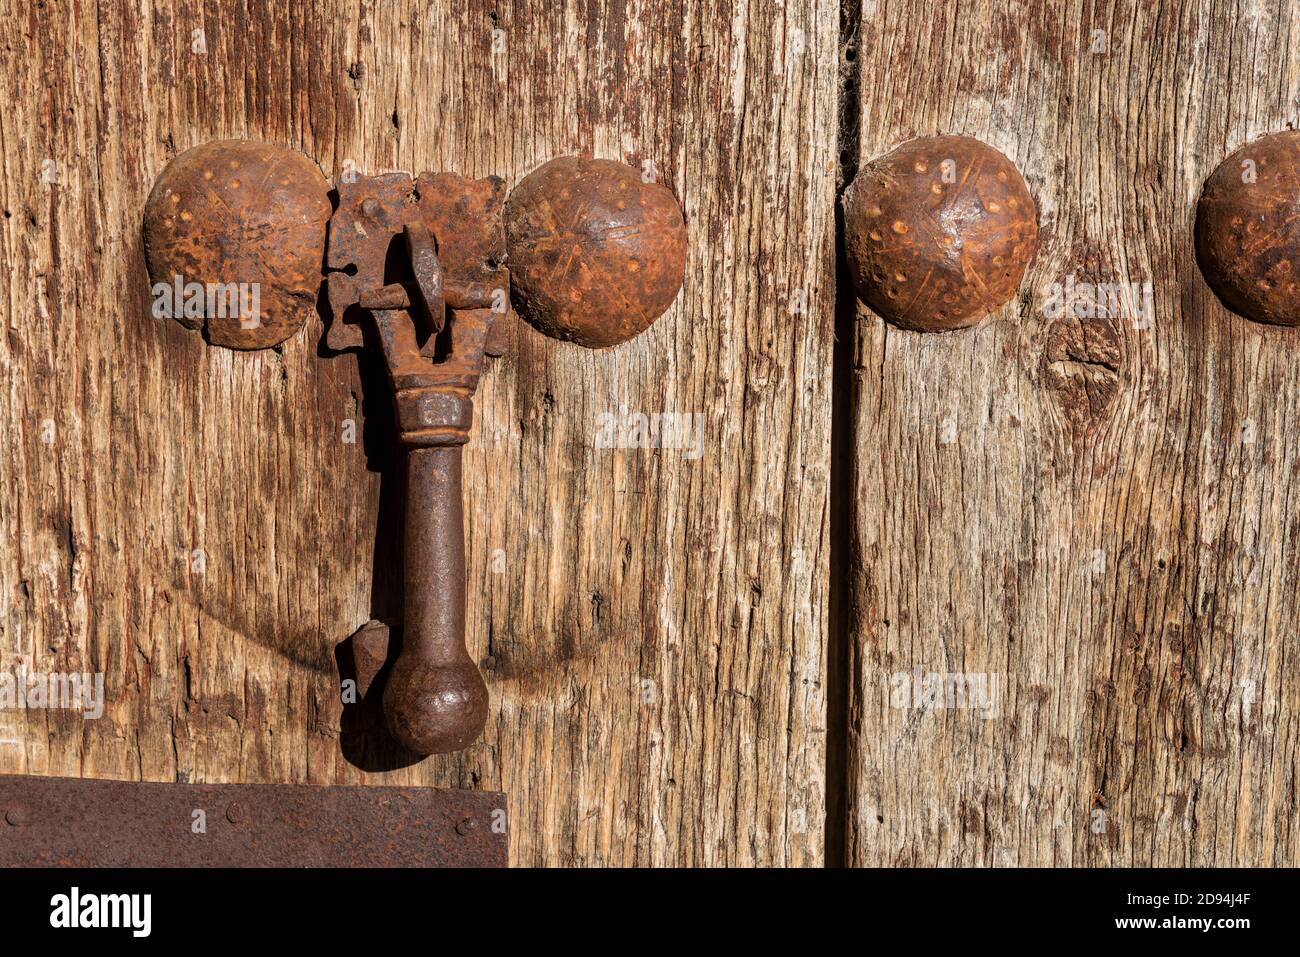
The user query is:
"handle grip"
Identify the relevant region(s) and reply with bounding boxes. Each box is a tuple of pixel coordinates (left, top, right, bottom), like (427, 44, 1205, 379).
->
(382, 445, 489, 754)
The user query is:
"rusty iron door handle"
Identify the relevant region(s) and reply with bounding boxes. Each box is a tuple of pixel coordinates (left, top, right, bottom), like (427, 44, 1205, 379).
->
(383, 444, 486, 753)
(353, 223, 490, 753)
(350, 225, 485, 749)
(143, 144, 687, 759)
(352, 221, 501, 755)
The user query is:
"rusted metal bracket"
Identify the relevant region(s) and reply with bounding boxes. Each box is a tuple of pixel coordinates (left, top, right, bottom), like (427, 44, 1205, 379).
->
(0, 774, 506, 867)
(327, 171, 511, 355)
(326, 172, 510, 756)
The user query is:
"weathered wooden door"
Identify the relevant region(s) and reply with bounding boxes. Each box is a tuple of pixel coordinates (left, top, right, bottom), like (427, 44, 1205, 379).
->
(843, 0, 1300, 865)
(1, 0, 1296, 869)
(0, 0, 832, 866)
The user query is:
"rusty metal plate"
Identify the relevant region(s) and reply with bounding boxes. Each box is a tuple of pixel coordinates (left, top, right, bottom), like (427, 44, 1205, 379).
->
(326, 171, 509, 352)
(0, 775, 506, 868)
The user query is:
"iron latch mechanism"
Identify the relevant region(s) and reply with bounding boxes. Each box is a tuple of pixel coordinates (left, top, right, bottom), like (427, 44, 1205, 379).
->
(326, 172, 510, 756)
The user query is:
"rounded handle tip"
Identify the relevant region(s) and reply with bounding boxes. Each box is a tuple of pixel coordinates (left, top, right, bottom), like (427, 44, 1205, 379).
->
(383, 657, 489, 755)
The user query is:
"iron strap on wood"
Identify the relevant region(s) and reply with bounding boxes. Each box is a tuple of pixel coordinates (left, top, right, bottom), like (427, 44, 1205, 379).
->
(0, 775, 506, 868)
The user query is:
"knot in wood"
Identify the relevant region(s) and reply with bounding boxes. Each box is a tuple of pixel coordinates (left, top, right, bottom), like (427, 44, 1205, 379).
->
(1041, 316, 1123, 437)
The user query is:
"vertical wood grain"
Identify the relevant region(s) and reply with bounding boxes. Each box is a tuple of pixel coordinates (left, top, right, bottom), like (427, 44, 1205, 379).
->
(846, 0, 1300, 865)
(0, 0, 835, 866)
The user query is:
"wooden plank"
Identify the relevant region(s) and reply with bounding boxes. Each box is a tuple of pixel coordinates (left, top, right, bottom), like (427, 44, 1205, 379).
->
(0, 0, 834, 866)
(846, 0, 1300, 865)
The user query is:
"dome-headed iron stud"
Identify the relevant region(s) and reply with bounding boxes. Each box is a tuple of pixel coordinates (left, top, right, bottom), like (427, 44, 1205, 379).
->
(143, 140, 330, 349)
(1196, 130, 1300, 327)
(505, 156, 687, 349)
(843, 135, 1039, 332)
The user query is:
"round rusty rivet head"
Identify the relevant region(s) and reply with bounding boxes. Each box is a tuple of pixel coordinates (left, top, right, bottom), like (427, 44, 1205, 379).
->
(455, 817, 477, 836)
(143, 139, 331, 350)
(1196, 130, 1300, 327)
(225, 802, 245, 824)
(505, 155, 687, 349)
(4, 801, 31, 826)
(843, 135, 1039, 332)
